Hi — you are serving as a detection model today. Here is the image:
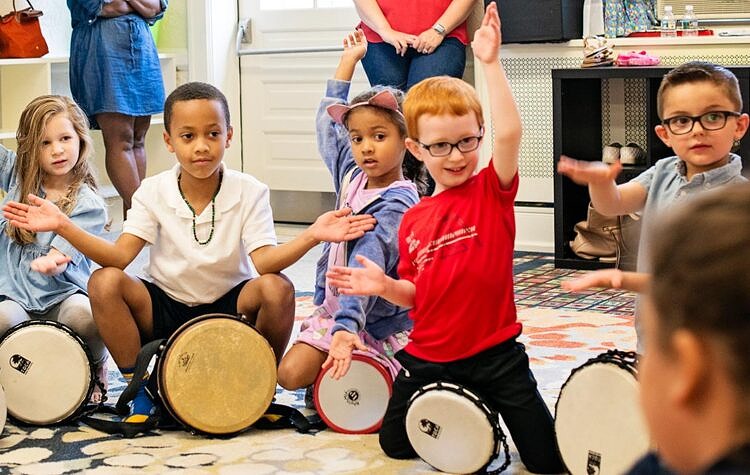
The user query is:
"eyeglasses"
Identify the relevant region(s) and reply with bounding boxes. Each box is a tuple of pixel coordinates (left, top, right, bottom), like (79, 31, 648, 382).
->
(418, 129, 484, 157)
(662, 111, 741, 135)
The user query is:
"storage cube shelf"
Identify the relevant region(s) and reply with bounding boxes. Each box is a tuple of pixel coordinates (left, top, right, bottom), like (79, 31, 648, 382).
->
(552, 66, 750, 269)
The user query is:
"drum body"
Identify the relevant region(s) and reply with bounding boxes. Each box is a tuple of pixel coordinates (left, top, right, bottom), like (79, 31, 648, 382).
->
(314, 354, 392, 434)
(156, 313, 277, 435)
(0, 320, 94, 425)
(406, 382, 503, 474)
(555, 350, 650, 475)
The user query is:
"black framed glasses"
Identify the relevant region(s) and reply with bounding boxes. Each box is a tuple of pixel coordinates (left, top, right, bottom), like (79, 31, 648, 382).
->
(662, 111, 741, 135)
(418, 128, 484, 157)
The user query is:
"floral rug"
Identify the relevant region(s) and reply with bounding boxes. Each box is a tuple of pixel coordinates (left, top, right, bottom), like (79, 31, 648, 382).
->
(0, 258, 637, 474)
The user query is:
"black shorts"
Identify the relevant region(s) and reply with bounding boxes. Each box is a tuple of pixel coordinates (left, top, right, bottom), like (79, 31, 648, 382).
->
(142, 279, 250, 340)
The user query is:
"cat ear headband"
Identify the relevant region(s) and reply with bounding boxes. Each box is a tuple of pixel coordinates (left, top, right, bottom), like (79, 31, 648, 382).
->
(326, 89, 403, 125)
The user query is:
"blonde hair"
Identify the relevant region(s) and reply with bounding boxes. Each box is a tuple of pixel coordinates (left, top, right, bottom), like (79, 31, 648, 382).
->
(403, 76, 483, 140)
(7, 95, 97, 245)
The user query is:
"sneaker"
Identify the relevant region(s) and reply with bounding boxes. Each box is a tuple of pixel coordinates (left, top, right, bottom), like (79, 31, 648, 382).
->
(602, 142, 622, 164)
(620, 143, 646, 165)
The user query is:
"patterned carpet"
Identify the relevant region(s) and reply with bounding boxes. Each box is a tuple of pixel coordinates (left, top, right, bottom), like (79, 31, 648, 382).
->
(0, 254, 637, 474)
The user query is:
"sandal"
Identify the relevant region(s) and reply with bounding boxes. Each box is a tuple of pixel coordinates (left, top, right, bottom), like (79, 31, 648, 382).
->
(582, 36, 614, 68)
(616, 50, 660, 67)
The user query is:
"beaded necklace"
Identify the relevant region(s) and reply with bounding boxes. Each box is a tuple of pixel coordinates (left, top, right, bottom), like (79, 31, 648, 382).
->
(177, 171, 223, 245)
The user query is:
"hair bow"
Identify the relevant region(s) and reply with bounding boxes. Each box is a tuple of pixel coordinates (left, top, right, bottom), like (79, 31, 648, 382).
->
(326, 89, 403, 125)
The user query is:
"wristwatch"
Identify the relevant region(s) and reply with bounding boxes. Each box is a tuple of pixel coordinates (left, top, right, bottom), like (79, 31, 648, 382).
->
(432, 22, 446, 36)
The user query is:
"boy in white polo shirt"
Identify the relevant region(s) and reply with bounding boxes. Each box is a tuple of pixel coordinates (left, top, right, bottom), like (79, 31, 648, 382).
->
(3, 82, 376, 423)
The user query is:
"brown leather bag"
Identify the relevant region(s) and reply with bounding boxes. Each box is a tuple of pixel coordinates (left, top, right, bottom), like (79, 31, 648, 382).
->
(0, 0, 48, 59)
(570, 202, 642, 269)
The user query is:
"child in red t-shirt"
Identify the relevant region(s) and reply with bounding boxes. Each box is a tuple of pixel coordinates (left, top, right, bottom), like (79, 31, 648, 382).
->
(326, 4, 563, 472)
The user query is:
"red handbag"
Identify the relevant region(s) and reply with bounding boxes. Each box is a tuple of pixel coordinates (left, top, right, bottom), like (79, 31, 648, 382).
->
(0, 0, 48, 58)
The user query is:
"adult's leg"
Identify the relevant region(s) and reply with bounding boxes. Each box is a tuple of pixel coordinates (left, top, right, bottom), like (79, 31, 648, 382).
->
(0, 300, 30, 335)
(96, 113, 151, 214)
(236, 273, 295, 365)
(406, 38, 467, 90)
(360, 42, 411, 90)
(87, 267, 153, 370)
(277, 342, 327, 390)
(473, 343, 564, 474)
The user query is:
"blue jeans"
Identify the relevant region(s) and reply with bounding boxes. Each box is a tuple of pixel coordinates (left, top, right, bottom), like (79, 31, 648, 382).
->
(361, 37, 467, 91)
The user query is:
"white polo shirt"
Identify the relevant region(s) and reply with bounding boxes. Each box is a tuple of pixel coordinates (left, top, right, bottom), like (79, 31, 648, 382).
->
(123, 163, 277, 305)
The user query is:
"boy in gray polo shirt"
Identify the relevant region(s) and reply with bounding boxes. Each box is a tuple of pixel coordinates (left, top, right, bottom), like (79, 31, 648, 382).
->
(558, 61, 749, 351)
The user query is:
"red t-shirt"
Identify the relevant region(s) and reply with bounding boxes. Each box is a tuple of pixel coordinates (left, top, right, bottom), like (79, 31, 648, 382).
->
(358, 0, 469, 45)
(397, 162, 520, 362)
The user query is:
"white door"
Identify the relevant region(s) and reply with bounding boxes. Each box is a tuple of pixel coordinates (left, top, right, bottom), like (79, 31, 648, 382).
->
(238, 1, 366, 220)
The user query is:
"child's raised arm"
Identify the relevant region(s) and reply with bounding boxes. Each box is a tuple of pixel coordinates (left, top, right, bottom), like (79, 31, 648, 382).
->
(326, 255, 416, 308)
(249, 208, 376, 275)
(473, 2, 519, 188)
(334, 30, 367, 82)
(4, 194, 145, 269)
(557, 155, 648, 216)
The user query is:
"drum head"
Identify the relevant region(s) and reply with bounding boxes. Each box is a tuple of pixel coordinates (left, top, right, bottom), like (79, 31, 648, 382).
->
(0, 384, 6, 435)
(406, 385, 496, 474)
(555, 361, 650, 475)
(0, 322, 92, 425)
(314, 355, 392, 434)
(159, 315, 276, 435)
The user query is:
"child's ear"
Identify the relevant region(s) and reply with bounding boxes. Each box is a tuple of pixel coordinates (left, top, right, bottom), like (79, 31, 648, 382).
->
(405, 138, 424, 162)
(225, 125, 233, 148)
(734, 112, 749, 140)
(163, 130, 175, 153)
(655, 124, 671, 147)
(669, 329, 707, 407)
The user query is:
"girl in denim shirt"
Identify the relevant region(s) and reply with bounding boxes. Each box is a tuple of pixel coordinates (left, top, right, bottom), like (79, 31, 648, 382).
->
(0, 96, 108, 400)
(277, 31, 425, 393)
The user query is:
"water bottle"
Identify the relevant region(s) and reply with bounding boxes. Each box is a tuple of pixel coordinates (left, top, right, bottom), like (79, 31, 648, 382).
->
(660, 5, 677, 38)
(682, 5, 699, 37)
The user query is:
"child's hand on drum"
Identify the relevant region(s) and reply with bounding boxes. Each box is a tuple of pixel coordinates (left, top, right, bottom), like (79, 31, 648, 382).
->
(322, 330, 368, 380)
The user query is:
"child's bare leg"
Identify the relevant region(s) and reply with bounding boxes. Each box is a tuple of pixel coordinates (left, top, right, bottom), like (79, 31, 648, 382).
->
(87, 267, 153, 369)
(277, 342, 327, 390)
(237, 273, 295, 365)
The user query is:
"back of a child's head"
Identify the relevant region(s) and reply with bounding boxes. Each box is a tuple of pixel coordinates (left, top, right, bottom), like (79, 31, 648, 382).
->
(9, 95, 97, 245)
(403, 76, 483, 140)
(657, 61, 742, 119)
(345, 85, 429, 195)
(649, 184, 750, 420)
(164, 81, 231, 133)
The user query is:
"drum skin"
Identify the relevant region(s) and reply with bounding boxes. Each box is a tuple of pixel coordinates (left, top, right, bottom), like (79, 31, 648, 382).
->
(555, 351, 650, 475)
(0, 321, 93, 425)
(314, 354, 392, 434)
(0, 383, 6, 434)
(158, 314, 277, 435)
(406, 382, 498, 474)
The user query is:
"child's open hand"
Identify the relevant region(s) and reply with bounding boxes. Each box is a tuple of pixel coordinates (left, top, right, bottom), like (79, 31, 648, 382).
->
(310, 208, 376, 243)
(557, 155, 623, 186)
(562, 268, 625, 292)
(3, 194, 67, 233)
(341, 29, 367, 63)
(326, 255, 386, 296)
(471, 1, 502, 64)
(322, 330, 369, 380)
(30, 252, 71, 276)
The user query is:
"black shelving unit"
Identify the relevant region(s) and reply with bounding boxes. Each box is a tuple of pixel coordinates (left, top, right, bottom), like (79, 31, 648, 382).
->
(553, 65, 750, 269)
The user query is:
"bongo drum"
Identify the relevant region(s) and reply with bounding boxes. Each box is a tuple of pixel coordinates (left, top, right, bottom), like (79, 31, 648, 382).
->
(0, 320, 96, 425)
(313, 353, 392, 434)
(405, 382, 509, 474)
(555, 349, 650, 475)
(155, 313, 277, 435)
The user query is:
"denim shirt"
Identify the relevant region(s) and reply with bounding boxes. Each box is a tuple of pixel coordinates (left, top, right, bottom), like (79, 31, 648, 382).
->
(67, 0, 167, 27)
(0, 146, 107, 312)
(314, 79, 418, 340)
